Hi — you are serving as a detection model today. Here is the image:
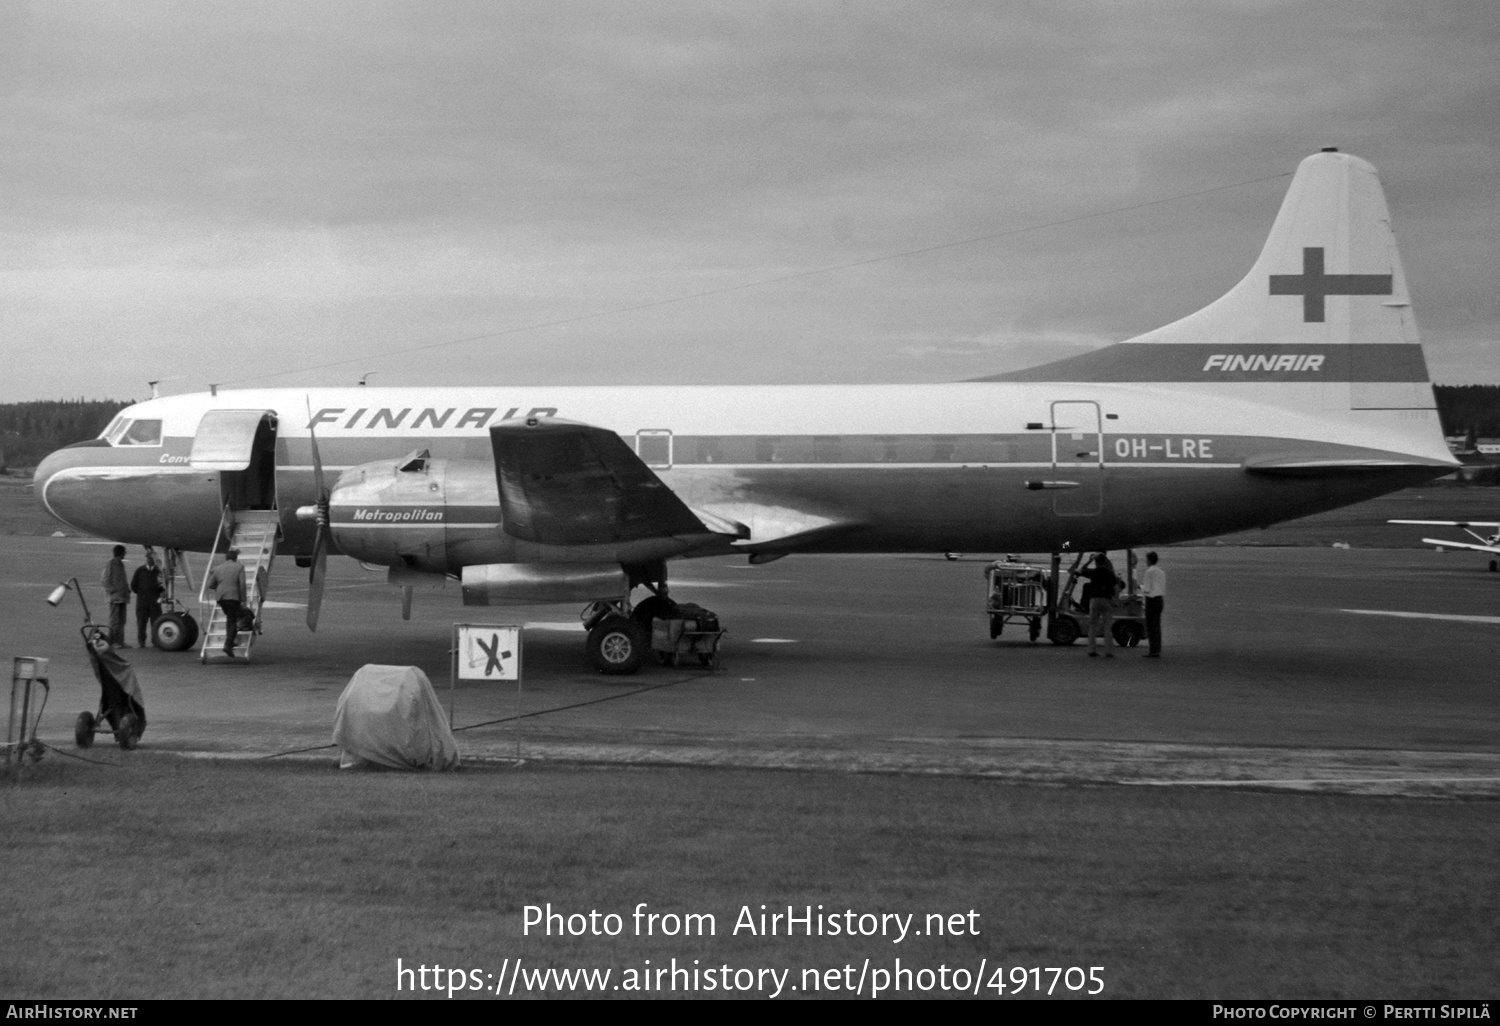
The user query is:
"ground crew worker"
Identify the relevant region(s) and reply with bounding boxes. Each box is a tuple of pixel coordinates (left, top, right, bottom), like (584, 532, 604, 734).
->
(100, 544, 130, 647)
(1138, 551, 1166, 658)
(130, 549, 165, 648)
(1081, 552, 1118, 658)
(207, 549, 247, 656)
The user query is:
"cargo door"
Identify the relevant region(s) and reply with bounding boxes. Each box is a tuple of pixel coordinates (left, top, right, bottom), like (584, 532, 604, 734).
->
(1050, 400, 1103, 516)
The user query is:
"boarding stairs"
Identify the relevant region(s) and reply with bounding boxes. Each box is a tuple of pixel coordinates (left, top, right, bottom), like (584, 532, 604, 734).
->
(200, 509, 279, 663)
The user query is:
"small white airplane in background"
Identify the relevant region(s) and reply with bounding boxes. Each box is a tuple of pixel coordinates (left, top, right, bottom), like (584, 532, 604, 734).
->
(1389, 520, 1500, 572)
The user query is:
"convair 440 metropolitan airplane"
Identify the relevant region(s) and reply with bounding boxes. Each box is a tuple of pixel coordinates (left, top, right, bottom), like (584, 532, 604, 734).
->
(34, 149, 1457, 671)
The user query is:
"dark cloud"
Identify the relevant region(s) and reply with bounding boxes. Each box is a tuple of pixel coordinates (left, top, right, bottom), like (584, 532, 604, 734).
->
(2, 0, 1496, 399)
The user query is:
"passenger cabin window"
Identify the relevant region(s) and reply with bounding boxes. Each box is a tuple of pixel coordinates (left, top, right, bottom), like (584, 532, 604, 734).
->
(116, 419, 163, 446)
(636, 430, 672, 468)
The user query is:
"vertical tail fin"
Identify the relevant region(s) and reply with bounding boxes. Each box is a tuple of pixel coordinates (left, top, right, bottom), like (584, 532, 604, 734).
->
(1131, 147, 1429, 411)
(983, 149, 1434, 412)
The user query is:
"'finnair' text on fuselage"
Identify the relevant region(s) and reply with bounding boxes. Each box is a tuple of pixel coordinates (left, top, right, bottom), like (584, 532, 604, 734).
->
(1203, 354, 1326, 373)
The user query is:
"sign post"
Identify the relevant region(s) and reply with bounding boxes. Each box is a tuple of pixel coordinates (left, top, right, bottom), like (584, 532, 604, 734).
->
(451, 624, 523, 760)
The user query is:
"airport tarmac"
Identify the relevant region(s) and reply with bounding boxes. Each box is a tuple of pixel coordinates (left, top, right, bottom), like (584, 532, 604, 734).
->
(3, 535, 1497, 797)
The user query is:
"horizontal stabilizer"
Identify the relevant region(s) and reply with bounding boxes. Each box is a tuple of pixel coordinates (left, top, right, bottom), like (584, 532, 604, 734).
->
(489, 418, 715, 546)
(1389, 520, 1500, 529)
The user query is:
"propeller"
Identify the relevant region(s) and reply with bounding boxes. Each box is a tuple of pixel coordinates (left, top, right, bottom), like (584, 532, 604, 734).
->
(302, 400, 331, 631)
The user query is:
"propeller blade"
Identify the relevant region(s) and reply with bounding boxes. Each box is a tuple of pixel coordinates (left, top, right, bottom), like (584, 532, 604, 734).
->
(304, 396, 331, 632)
(306, 525, 328, 632)
(306, 401, 327, 500)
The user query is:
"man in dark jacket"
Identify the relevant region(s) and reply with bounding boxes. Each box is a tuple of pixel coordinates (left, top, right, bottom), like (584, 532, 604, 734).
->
(1081, 552, 1118, 658)
(130, 549, 165, 648)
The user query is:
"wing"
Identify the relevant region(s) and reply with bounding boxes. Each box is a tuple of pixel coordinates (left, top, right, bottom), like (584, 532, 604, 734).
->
(1389, 520, 1500, 528)
(1417, 538, 1500, 555)
(489, 417, 740, 546)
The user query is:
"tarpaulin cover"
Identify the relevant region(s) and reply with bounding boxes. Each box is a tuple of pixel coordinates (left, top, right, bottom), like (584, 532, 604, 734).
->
(331, 664, 460, 771)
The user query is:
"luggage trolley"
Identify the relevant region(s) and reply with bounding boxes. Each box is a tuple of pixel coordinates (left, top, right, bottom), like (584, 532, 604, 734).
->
(984, 559, 1050, 643)
(75, 624, 147, 749)
(45, 575, 147, 747)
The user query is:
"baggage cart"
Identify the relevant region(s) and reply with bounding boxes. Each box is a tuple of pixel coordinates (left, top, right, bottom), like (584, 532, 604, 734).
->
(983, 560, 1050, 642)
(649, 602, 727, 668)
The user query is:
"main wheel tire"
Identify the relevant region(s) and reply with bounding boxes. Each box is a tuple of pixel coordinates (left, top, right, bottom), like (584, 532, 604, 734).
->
(152, 612, 193, 651)
(587, 618, 647, 675)
(74, 711, 96, 748)
(1112, 621, 1144, 648)
(115, 712, 140, 750)
(989, 615, 1003, 639)
(1050, 617, 1080, 646)
(181, 613, 200, 648)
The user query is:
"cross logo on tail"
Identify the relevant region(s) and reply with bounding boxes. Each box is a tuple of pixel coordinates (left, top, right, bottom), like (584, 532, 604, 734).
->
(1269, 247, 1392, 322)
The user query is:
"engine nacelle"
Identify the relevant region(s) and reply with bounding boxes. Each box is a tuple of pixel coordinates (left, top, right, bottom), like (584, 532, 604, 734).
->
(460, 563, 628, 605)
(327, 452, 502, 573)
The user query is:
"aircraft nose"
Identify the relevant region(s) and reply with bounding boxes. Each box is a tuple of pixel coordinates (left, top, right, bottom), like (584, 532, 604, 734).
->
(33, 448, 73, 523)
(32, 443, 99, 530)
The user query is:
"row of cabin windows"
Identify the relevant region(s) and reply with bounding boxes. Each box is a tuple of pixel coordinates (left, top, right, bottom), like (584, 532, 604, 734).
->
(88, 423, 1039, 463)
(636, 434, 1035, 465)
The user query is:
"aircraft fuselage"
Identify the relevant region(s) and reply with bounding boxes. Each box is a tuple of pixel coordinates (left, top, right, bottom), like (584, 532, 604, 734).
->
(34, 381, 1453, 571)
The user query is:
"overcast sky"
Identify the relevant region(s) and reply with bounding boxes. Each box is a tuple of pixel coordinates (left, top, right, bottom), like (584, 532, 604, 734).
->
(2, 0, 1496, 402)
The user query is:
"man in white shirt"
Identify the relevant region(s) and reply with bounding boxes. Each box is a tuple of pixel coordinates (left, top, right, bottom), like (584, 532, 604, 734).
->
(1138, 551, 1166, 658)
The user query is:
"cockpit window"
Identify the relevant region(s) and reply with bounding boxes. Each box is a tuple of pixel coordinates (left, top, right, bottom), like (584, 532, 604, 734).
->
(100, 416, 126, 443)
(115, 419, 163, 446)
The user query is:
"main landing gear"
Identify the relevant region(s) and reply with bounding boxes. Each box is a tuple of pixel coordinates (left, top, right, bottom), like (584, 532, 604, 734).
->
(579, 562, 724, 676)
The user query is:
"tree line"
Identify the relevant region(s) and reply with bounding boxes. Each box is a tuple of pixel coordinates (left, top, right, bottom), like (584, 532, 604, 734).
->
(1433, 385, 1500, 441)
(0, 386, 1496, 472)
(0, 399, 132, 472)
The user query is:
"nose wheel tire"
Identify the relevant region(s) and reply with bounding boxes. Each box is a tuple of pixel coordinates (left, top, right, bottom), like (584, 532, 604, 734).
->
(74, 711, 96, 748)
(152, 612, 198, 652)
(587, 618, 647, 675)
